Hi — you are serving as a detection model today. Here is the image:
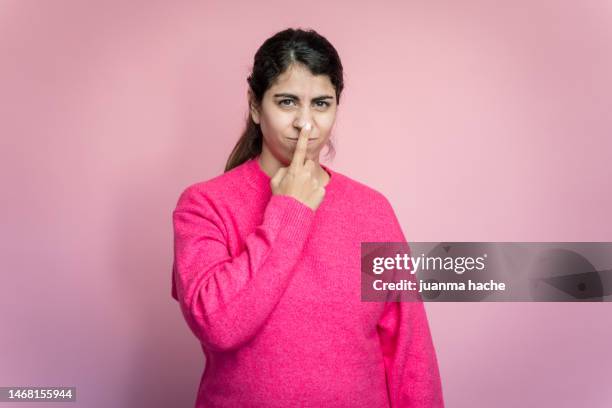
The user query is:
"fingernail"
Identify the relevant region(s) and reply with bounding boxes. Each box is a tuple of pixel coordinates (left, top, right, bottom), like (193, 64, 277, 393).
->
(304, 123, 311, 130)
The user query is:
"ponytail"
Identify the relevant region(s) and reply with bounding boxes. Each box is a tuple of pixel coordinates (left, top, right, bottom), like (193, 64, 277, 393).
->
(224, 115, 263, 172)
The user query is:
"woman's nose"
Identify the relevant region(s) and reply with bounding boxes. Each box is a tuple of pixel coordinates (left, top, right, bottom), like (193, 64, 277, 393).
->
(295, 120, 308, 129)
(294, 107, 315, 128)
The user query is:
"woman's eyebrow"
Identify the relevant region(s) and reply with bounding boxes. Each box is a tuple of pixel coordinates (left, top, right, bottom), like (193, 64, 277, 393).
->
(273, 93, 334, 101)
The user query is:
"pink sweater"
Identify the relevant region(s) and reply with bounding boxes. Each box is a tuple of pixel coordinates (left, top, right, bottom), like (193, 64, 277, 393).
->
(171, 156, 444, 407)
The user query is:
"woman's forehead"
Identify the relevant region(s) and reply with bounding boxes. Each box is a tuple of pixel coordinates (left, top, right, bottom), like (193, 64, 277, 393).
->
(269, 64, 334, 94)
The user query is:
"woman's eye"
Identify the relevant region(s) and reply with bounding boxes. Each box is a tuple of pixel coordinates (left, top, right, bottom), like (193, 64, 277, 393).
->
(278, 99, 330, 108)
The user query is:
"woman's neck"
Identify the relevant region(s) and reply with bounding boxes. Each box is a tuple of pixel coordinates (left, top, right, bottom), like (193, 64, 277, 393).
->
(257, 149, 330, 187)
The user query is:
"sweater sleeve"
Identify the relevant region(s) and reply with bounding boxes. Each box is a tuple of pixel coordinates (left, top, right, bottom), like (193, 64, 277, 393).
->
(376, 198, 445, 407)
(172, 186, 316, 352)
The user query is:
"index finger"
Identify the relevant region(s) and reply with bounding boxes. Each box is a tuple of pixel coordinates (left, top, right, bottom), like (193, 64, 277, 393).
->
(290, 122, 311, 171)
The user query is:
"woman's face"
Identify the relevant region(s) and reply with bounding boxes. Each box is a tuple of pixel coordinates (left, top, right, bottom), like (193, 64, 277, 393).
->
(249, 63, 338, 164)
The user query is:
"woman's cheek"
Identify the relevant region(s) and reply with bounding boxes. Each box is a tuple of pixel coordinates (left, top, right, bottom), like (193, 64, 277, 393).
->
(261, 119, 285, 142)
(321, 119, 334, 133)
(317, 112, 335, 129)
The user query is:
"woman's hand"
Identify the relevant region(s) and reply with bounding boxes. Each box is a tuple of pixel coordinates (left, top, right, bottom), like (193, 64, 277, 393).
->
(270, 123, 326, 211)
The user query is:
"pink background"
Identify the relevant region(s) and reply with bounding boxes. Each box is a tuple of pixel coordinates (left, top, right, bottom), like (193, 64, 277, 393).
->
(1, 1, 611, 407)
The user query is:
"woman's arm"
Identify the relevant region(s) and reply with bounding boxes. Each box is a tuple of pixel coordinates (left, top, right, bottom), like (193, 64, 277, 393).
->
(172, 186, 315, 352)
(377, 296, 444, 407)
(376, 197, 445, 407)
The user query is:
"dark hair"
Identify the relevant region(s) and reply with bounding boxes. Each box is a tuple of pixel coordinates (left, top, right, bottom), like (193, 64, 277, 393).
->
(224, 27, 344, 172)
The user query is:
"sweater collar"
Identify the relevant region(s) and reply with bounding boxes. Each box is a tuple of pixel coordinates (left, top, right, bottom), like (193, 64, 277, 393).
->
(243, 154, 336, 193)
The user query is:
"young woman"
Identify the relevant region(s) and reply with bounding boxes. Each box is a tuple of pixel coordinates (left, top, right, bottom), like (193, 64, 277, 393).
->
(172, 27, 444, 407)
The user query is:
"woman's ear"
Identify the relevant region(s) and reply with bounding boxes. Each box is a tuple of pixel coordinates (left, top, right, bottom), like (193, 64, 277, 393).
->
(248, 89, 260, 125)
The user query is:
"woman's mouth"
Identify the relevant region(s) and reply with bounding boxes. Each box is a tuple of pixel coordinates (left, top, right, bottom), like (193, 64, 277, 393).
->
(286, 138, 318, 143)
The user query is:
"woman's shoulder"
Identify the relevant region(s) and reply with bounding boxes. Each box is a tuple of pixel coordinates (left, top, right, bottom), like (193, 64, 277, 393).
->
(173, 161, 249, 212)
(332, 169, 404, 240)
(332, 169, 392, 207)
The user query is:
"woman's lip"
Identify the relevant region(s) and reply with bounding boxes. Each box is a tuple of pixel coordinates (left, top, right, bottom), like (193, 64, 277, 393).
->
(287, 138, 318, 141)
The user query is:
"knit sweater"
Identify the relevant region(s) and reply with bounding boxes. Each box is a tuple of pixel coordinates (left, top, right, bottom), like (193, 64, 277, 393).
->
(171, 155, 444, 408)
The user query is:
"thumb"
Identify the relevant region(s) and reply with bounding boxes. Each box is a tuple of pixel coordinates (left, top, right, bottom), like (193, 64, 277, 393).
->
(270, 166, 287, 186)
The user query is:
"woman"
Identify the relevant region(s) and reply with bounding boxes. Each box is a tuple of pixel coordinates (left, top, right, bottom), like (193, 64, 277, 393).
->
(171, 27, 444, 407)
